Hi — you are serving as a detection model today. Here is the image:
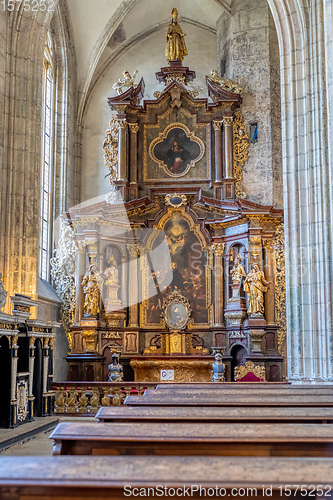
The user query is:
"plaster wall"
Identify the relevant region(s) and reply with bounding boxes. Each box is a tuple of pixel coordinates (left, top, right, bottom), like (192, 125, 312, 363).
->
(80, 24, 217, 203)
(217, 0, 283, 207)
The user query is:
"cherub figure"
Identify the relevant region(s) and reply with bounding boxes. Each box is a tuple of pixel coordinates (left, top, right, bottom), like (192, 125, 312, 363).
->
(112, 70, 138, 95)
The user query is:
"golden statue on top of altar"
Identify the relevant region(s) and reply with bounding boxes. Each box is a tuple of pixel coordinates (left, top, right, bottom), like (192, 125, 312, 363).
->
(165, 8, 188, 62)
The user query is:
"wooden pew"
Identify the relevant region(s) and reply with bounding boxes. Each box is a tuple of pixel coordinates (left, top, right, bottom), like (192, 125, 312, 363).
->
(124, 394, 333, 406)
(50, 421, 333, 457)
(95, 405, 333, 424)
(144, 387, 333, 397)
(1, 456, 333, 499)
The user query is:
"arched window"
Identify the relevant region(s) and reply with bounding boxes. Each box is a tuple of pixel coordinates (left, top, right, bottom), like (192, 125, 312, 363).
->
(40, 32, 55, 281)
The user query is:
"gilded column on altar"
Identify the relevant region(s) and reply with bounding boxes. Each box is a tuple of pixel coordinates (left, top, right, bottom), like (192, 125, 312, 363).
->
(223, 116, 234, 179)
(212, 243, 225, 326)
(127, 244, 139, 327)
(117, 120, 127, 181)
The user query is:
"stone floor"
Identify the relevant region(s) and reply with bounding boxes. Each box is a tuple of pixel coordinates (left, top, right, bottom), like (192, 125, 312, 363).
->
(0, 416, 94, 456)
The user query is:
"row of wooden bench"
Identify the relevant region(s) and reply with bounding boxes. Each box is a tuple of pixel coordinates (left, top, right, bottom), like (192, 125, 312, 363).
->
(1, 382, 333, 498)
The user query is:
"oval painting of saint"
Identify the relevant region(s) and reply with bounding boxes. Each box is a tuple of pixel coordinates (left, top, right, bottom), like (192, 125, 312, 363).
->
(150, 123, 204, 177)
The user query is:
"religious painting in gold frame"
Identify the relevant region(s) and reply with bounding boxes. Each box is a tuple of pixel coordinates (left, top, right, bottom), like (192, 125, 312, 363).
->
(140, 207, 213, 329)
(149, 123, 205, 178)
(143, 109, 211, 182)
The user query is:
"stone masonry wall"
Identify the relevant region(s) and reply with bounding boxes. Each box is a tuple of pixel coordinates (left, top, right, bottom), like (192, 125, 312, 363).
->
(217, 0, 283, 207)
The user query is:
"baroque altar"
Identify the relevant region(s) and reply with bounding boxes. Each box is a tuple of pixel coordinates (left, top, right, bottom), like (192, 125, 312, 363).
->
(53, 10, 286, 383)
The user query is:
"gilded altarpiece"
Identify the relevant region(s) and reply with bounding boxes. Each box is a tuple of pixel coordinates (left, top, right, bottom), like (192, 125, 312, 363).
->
(57, 56, 286, 383)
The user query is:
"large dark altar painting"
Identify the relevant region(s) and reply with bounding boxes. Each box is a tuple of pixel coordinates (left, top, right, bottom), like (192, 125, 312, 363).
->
(147, 214, 208, 325)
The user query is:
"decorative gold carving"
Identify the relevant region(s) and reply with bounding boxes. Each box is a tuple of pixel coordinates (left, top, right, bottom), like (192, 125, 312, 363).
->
(49, 338, 55, 349)
(128, 123, 139, 134)
(149, 122, 205, 178)
(234, 361, 266, 381)
(274, 224, 286, 355)
(50, 221, 77, 352)
(29, 337, 36, 347)
(127, 244, 140, 258)
(0, 323, 14, 330)
(211, 243, 225, 256)
(103, 332, 121, 339)
(223, 116, 233, 127)
(12, 335, 18, 346)
(188, 90, 199, 99)
(208, 70, 243, 94)
(233, 109, 249, 199)
(103, 117, 119, 185)
(17, 381, 28, 421)
(165, 193, 188, 208)
(117, 120, 127, 130)
(15, 305, 30, 313)
(153, 91, 162, 99)
(131, 359, 213, 382)
(213, 121, 222, 131)
(82, 330, 98, 353)
(165, 8, 188, 62)
(262, 239, 275, 251)
(112, 70, 138, 95)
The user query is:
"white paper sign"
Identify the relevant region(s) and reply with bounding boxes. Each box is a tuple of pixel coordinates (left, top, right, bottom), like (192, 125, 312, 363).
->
(160, 369, 174, 381)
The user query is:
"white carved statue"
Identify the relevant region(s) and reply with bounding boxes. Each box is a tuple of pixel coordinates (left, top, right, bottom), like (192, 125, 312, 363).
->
(0, 272, 7, 310)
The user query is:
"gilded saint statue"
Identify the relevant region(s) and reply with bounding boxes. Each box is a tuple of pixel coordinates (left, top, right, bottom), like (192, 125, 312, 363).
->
(230, 254, 246, 284)
(165, 8, 188, 62)
(81, 263, 103, 317)
(244, 262, 271, 315)
(0, 272, 7, 310)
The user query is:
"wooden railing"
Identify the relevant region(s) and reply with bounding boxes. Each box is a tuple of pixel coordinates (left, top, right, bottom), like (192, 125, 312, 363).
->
(52, 382, 157, 414)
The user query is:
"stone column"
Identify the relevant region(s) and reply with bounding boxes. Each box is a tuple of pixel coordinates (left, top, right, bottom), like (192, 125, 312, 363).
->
(42, 337, 50, 416)
(128, 123, 139, 184)
(213, 121, 223, 183)
(127, 244, 139, 327)
(28, 337, 36, 421)
(10, 335, 19, 428)
(212, 243, 225, 326)
(263, 239, 275, 325)
(223, 116, 234, 179)
(117, 120, 127, 181)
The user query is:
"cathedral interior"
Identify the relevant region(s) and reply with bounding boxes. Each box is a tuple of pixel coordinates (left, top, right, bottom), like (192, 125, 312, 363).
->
(0, 0, 332, 494)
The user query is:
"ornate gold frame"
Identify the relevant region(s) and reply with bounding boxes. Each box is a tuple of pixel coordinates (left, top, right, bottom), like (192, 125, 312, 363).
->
(149, 122, 205, 178)
(143, 108, 211, 182)
(162, 290, 192, 331)
(140, 206, 213, 329)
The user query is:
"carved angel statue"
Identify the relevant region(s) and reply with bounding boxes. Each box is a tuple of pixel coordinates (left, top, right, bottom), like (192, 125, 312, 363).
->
(230, 253, 246, 284)
(244, 262, 271, 315)
(208, 70, 243, 94)
(165, 8, 188, 62)
(112, 70, 138, 95)
(0, 272, 7, 310)
(81, 263, 103, 317)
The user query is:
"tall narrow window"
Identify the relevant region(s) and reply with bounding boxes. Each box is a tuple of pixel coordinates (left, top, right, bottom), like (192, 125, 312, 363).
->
(40, 32, 54, 281)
